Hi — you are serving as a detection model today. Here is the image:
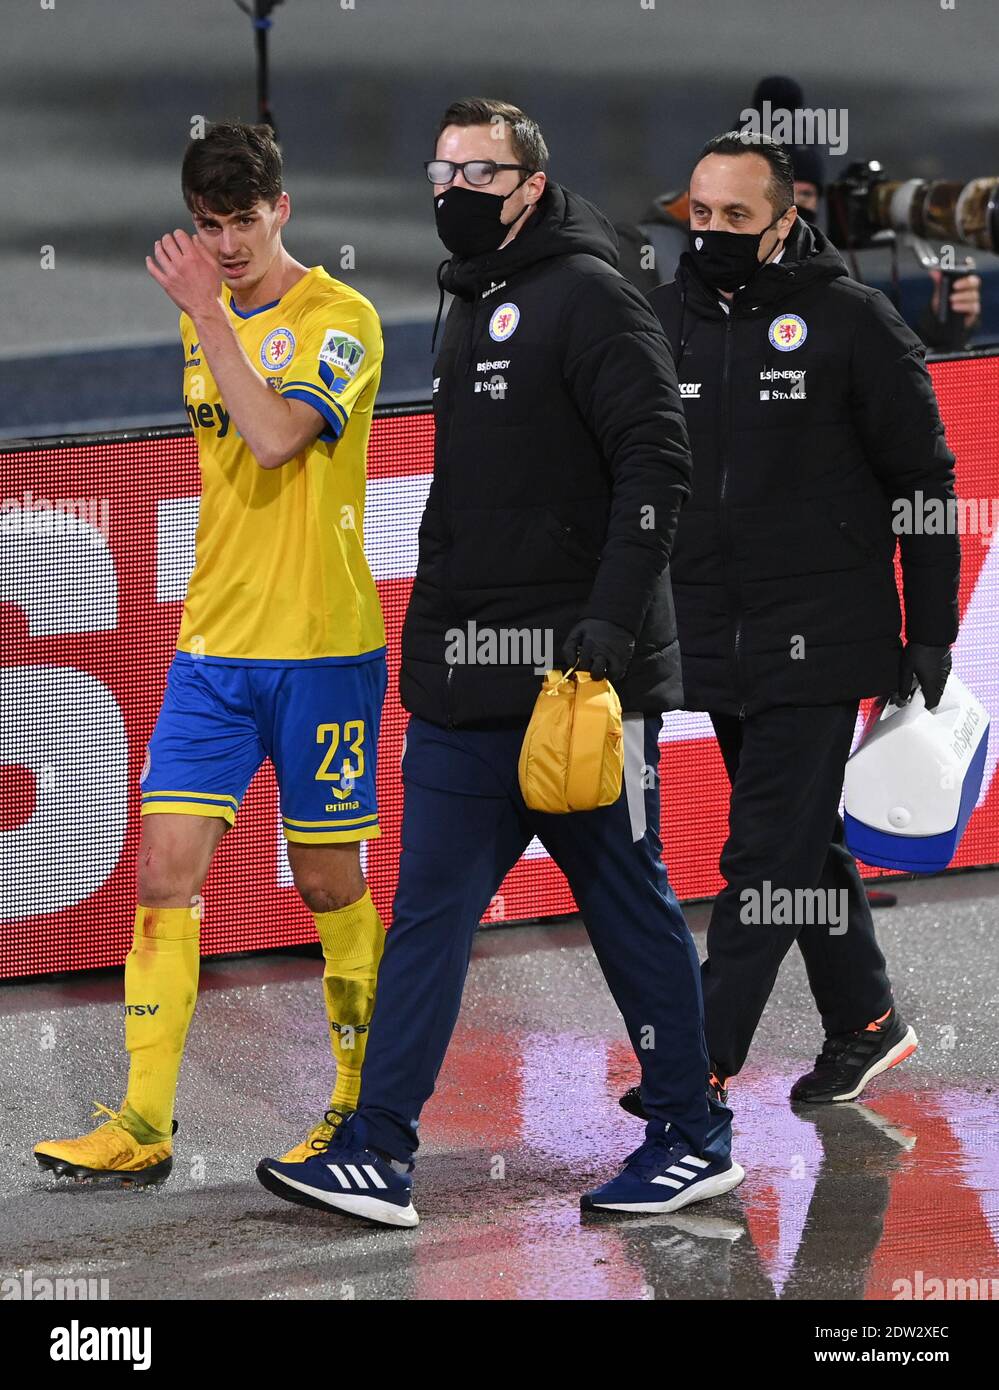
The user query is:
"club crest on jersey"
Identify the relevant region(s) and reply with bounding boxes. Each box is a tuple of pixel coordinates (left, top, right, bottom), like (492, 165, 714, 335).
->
(260, 328, 296, 370)
(489, 302, 520, 342)
(319, 330, 366, 379)
(768, 313, 807, 352)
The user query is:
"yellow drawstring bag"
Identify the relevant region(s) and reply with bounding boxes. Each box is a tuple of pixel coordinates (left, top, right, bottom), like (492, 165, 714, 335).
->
(518, 668, 624, 813)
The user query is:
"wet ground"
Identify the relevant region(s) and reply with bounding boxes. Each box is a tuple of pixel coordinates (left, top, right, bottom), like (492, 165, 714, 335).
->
(2, 871, 997, 1301)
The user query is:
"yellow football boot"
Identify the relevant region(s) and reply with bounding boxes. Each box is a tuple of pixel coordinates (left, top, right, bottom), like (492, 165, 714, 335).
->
(278, 1105, 353, 1163)
(34, 1103, 175, 1186)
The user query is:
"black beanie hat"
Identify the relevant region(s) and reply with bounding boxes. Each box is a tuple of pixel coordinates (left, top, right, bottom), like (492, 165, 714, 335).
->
(751, 75, 805, 112)
(788, 143, 826, 192)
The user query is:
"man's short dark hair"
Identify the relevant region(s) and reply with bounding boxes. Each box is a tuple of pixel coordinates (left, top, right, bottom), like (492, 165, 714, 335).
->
(437, 98, 549, 172)
(182, 121, 283, 217)
(695, 131, 795, 217)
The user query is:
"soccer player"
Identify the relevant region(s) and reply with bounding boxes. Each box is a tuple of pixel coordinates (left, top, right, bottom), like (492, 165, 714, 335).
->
(34, 122, 388, 1184)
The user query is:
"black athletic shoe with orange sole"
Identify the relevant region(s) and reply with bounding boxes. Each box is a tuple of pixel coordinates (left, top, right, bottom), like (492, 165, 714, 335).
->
(790, 1008, 918, 1104)
(620, 1069, 729, 1121)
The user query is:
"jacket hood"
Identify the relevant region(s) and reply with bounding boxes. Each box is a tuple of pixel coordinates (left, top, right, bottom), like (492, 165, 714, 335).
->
(642, 188, 690, 231)
(676, 217, 848, 318)
(439, 182, 619, 300)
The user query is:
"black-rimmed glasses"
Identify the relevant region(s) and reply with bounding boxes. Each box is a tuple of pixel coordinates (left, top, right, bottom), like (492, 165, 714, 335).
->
(424, 159, 532, 187)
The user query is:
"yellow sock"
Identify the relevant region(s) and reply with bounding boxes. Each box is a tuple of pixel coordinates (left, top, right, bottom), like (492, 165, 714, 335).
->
(121, 905, 201, 1141)
(313, 888, 385, 1111)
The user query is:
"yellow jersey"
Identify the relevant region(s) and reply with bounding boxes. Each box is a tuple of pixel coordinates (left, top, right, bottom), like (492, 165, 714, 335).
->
(176, 265, 386, 664)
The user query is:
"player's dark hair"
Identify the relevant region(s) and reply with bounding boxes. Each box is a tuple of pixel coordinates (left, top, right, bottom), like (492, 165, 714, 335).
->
(696, 131, 795, 217)
(437, 98, 549, 172)
(181, 121, 283, 217)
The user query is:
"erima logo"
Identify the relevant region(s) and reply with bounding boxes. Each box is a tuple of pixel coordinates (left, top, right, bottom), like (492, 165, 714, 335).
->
(480, 279, 507, 298)
(185, 341, 201, 368)
(124, 1004, 161, 1016)
(184, 399, 230, 437)
(679, 382, 702, 398)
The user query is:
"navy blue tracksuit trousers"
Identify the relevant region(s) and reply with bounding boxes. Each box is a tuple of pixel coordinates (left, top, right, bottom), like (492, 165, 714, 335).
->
(355, 712, 714, 1162)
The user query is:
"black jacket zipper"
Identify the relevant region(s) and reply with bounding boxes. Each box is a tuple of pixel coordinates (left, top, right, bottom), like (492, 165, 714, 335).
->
(436, 310, 458, 730)
(445, 664, 455, 728)
(441, 289, 487, 729)
(716, 313, 748, 720)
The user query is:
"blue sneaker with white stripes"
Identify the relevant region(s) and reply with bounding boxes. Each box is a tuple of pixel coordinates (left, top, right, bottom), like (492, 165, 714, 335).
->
(581, 1122, 745, 1215)
(256, 1115, 418, 1228)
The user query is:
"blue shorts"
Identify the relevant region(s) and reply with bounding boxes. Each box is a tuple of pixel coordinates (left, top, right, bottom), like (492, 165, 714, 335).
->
(140, 651, 388, 844)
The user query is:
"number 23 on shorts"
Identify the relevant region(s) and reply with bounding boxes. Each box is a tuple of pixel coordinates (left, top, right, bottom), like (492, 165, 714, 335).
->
(315, 720, 365, 799)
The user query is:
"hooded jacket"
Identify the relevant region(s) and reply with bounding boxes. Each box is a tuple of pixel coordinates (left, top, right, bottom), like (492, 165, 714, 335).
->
(615, 189, 690, 296)
(399, 182, 693, 728)
(647, 219, 960, 716)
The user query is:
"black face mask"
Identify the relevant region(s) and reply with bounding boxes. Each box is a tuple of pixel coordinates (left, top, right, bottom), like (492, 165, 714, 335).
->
(433, 180, 532, 257)
(687, 210, 788, 292)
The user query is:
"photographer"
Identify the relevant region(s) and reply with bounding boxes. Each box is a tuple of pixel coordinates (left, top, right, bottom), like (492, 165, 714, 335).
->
(919, 268, 982, 350)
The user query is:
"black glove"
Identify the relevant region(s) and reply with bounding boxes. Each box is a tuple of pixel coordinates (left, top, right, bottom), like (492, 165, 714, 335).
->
(561, 618, 636, 683)
(895, 642, 952, 711)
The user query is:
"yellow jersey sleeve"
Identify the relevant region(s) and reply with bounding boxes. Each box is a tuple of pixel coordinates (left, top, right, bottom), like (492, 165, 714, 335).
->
(277, 299, 383, 444)
(175, 269, 387, 663)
